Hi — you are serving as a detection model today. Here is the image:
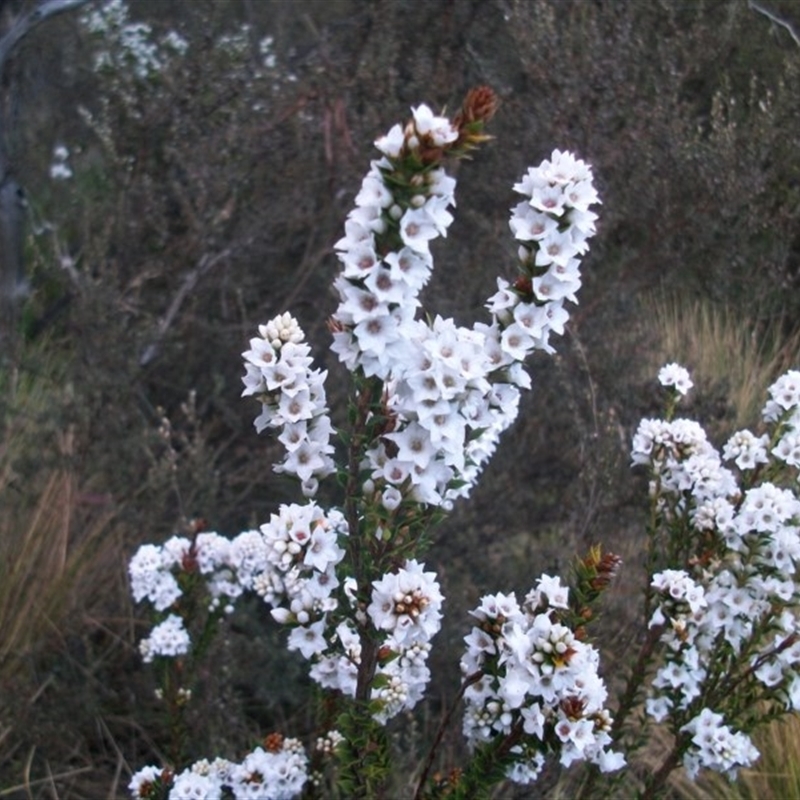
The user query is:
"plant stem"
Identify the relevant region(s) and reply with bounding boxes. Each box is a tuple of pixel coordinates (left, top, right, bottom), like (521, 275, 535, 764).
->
(412, 670, 485, 800)
(449, 721, 524, 800)
(611, 623, 664, 741)
(639, 742, 682, 800)
(337, 376, 392, 796)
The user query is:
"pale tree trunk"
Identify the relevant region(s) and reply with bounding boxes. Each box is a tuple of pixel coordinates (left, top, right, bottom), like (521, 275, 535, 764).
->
(0, 0, 89, 349)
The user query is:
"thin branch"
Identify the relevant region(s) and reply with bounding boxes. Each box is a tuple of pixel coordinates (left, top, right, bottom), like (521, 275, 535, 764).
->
(412, 670, 485, 800)
(139, 248, 233, 367)
(749, 0, 800, 48)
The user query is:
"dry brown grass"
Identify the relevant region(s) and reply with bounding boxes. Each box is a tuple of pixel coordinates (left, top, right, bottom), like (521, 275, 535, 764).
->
(645, 292, 800, 431)
(0, 357, 133, 798)
(0, 371, 112, 674)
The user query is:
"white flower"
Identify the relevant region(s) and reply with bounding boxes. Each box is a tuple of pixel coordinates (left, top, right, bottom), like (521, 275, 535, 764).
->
(681, 709, 759, 780)
(384, 248, 432, 290)
(529, 184, 566, 217)
(129, 544, 182, 611)
(541, 149, 593, 185)
(527, 574, 570, 610)
(381, 486, 403, 511)
(129, 765, 163, 799)
(384, 422, 437, 469)
(766, 370, 800, 413)
(399, 208, 440, 254)
(723, 429, 769, 470)
(411, 104, 458, 145)
(534, 230, 580, 267)
(658, 363, 693, 396)
(367, 559, 443, 646)
(287, 619, 328, 659)
(374, 123, 405, 157)
(355, 173, 394, 209)
(229, 743, 308, 800)
(646, 695, 672, 723)
(773, 429, 800, 468)
(169, 769, 221, 800)
(509, 202, 560, 242)
(139, 614, 191, 663)
(303, 524, 345, 572)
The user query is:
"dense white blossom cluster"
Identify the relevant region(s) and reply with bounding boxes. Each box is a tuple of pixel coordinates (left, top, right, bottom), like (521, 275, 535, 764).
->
(764, 369, 800, 472)
(128, 503, 348, 661)
(631, 416, 738, 506)
(138, 613, 191, 663)
(489, 149, 599, 355)
(366, 560, 443, 721)
(639, 365, 800, 779)
(242, 313, 335, 496)
(295, 560, 442, 723)
(367, 558, 443, 645)
(129, 96, 608, 798)
(130, 738, 308, 800)
(680, 709, 759, 781)
(129, 538, 185, 612)
(328, 116, 600, 509)
(460, 577, 624, 784)
(256, 503, 348, 620)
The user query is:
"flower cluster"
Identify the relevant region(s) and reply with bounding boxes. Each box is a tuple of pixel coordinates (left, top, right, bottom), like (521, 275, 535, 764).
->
(128, 503, 348, 663)
(490, 148, 599, 356)
(242, 313, 335, 496)
(460, 577, 623, 783)
(631, 416, 738, 507)
(360, 315, 524, 508)
(49, 144, 72, 181)
(366, 559, 443, 721)
(658, 362, 694, 396)
(128, 91, 611, 799)
(254, 502, 348, 618)
(330, 111, 458, 380)
(764, 369, 800, 471)
(289, 560, 443, 724)
(138, 614, 191, 664)
(130, 737, 309, 800)
(638, 365, 800, 779)
(680, 709, 759, 781)
(82, 0, 187, 80)
(329, 107, 600, 509)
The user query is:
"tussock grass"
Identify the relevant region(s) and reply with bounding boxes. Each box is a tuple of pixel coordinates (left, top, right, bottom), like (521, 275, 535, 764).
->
(646, 293, 800, 431)
(0, 363, 107, 677)
(0, 353, 130, 795)
(0, 442, 119, 676)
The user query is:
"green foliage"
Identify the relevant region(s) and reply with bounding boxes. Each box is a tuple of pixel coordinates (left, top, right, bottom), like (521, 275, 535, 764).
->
(334, 707, 392, 799)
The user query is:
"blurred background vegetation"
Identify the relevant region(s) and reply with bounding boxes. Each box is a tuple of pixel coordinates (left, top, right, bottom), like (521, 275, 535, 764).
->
(1, 0, 800, 797)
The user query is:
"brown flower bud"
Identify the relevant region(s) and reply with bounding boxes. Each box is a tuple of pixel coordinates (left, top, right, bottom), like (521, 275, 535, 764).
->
(456, 86, 499, 127)
(264, 732, 284, 753)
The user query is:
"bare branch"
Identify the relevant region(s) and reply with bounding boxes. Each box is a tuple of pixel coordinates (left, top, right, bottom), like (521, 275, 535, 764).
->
(749, 0, 800, 48)
(0, 0, 91, 72)
(139, 248, 234, 367)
